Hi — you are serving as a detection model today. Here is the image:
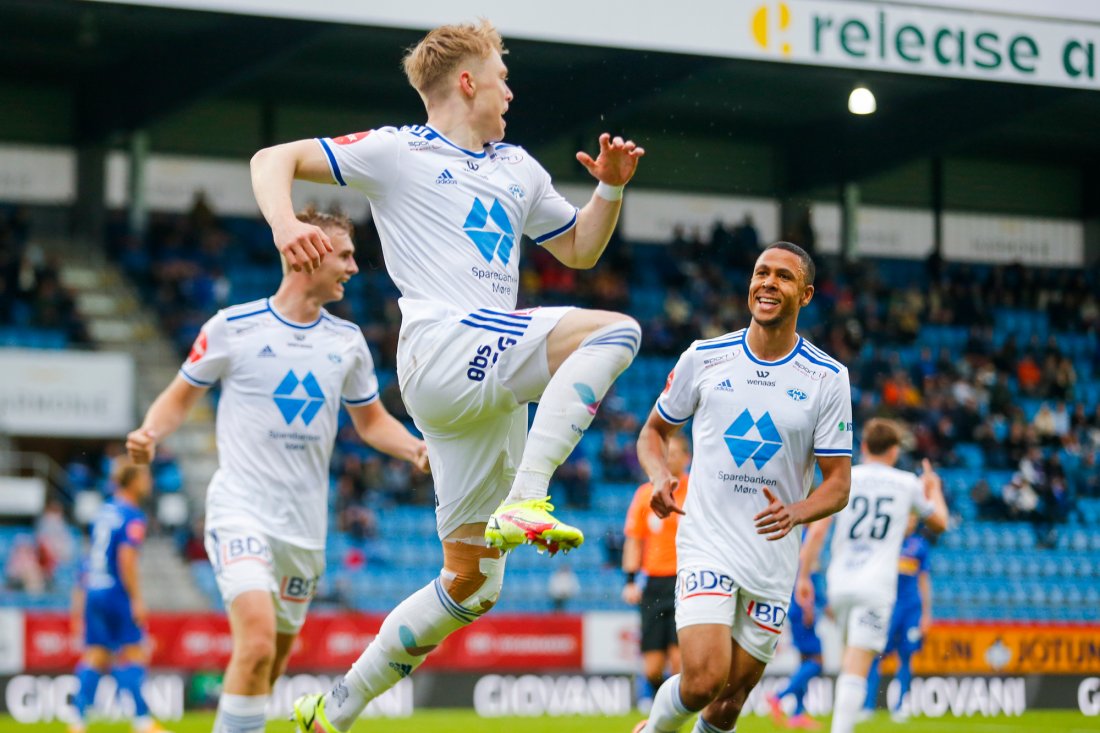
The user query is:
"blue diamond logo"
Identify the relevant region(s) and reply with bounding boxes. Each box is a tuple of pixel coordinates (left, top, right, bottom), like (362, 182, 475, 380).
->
(272, 369, 325, 425)
(723, 409, 783, 470)
(462, 197, 515, 265)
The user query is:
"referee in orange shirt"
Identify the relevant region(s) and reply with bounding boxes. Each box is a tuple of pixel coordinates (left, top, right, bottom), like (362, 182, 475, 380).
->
(622, 432, 691, 696)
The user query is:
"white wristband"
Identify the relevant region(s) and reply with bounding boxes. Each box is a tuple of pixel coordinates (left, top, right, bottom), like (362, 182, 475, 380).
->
(595, 181, 625, 201)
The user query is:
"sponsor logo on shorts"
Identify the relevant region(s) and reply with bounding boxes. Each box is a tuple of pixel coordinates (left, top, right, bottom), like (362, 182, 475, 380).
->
(747, 599, 787, 633)
(466, 336, 518, 382)
(859, 608, 885, 632)
(677, 569, 735, 600)
(279, 575, 318, 603)
(220, 535, 272, 568)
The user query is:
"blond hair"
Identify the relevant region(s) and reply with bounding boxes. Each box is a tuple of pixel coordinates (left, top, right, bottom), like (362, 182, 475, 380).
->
(402, 19, 506, 97)
(281, 204, 355, 275)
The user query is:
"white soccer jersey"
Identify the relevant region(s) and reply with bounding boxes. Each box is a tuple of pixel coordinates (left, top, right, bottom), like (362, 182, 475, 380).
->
(826, 462, 935, 606)
(317, 126, 578, 331)
(180, 298, 380, 549)
(655, 329, 853, 600)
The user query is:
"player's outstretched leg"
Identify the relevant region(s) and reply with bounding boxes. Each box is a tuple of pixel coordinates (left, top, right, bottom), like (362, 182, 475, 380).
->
(487, 313, 641, 552)
(69, 659, 104, 733)
(115, 657, 173, 733)
(299, 540, 503, 732)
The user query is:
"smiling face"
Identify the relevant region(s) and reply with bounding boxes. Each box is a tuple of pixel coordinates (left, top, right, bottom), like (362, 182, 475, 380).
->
(464, 49, 513, 143)
(748, 247, 814, 328)
(309, 227, 358, 304)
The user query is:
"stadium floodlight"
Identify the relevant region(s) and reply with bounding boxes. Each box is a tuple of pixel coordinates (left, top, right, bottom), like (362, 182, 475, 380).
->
(848, 85, 876, 115)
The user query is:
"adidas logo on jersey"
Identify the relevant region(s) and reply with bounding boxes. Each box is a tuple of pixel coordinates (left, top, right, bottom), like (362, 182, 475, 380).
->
(714, 378, 735, 392)
(436, 169, 457, 184)
(258, 345, 276, 357)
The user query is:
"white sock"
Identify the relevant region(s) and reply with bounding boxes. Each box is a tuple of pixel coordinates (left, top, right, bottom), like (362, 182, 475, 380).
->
(646, 674, 696, 733)
(692, 713, 735, 733)
(213, 693, 268, 733)
(325, 577, 479, 730)
(831, 674, 868, 733)
(507, 319, 641, 503)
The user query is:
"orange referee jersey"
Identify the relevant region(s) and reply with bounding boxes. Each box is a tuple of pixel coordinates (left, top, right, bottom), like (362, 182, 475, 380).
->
(623, 473, 689, 578)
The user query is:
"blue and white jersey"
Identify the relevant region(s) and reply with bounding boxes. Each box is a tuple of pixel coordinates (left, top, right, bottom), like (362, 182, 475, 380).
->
(827, 462, 934, 607)
(655, 329, 852, 600)
(85, 498, 145, 594)
(180, 298, 379, 549)
(315, 126, 578, 332)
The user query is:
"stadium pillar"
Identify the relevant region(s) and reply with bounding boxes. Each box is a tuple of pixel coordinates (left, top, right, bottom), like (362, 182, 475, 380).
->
(841, 182, 859, 262)
(73, 144, 107, 246)
(128, 130, 150, 241)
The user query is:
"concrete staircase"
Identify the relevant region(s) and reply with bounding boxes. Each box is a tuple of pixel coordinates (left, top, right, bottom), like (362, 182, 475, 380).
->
(56, 241, 213, 611)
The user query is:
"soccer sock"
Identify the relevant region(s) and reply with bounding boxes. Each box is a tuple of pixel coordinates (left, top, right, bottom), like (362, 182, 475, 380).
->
(692, 713, 736, 733)
(864, 658, 881, 712)
(508, 319, 641, 502)
(113, 663, 150, 718)
(325, 578, 479, 731)
(73, 663, 102, 721)
(785, 658, 821, 715)
(830, 674, 867, 733)
(646, 674, 697, 733)
(894, 652, 913, 712)
(212, 693, 268, 733)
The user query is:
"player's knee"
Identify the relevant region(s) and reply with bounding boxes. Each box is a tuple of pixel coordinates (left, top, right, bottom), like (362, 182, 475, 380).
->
(235, 633, 276, 675)
(442, 547, 507, 615)
(678, 670, 725, 711)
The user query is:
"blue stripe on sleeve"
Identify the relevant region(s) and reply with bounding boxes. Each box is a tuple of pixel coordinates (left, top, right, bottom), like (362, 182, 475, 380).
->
(533, 209, 578, 244)
(179, 369, 214, 387)
(316, 138, 347, 186)
(656, 401, 691, 425)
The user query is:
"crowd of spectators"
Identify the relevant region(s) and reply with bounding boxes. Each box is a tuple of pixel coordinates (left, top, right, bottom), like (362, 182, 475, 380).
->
(0, 206, 89, 345)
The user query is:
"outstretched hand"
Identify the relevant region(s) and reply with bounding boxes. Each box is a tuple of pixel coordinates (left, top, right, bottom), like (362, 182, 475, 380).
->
(576, 133, 646, 187)
(649, 475, 685, 519)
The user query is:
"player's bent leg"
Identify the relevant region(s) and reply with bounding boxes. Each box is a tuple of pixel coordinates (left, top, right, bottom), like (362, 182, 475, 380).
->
(641, 624, 730, 733)
(116, 643, 172, 733)
(831, 646, 876, 733)
(643, 651, 668, 690)
(270, 632, 298, 685)
(696, 639, 767, 732)
(312, 527, 505, 733)
(215, 589, 277, 733)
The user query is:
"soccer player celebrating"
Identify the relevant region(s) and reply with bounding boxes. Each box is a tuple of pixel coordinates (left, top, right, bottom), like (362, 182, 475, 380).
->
(863, 515, 938, 722)
(623, 433, 691, 704)
(634, 242, 852, 733)
(70, 458, 170, 733)
(249, 20, 644, 733)
(796, 419, 947, 733)
(126, 208, 427, 733)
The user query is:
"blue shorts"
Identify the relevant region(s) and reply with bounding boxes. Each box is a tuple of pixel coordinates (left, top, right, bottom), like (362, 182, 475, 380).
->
(787, 596, 822, 657)
(884, 603, 922, 656)
(84, 589, 143, 650)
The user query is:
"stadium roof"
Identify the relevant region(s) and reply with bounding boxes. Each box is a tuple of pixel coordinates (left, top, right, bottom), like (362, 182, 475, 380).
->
(2, 0, 1099, 201)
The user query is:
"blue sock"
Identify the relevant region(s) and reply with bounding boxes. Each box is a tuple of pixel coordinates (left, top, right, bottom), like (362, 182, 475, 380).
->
(864, 657, 881, 711)
(781, 658, 821, 715)
(74, 663, 103, 720)
(894, 652, 913, 711)
(638, 676, 656, 702)
(113, 663, 150, 717)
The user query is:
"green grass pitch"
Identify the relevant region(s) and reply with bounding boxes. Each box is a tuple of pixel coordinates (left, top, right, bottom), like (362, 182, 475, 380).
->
(3, 710, 1098, 732)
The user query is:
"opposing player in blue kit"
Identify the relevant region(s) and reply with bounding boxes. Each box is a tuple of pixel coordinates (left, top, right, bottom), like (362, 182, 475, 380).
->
(249, 19, 646, 733)
(70, 458, 170, 733)
(767, 564, 826, 730)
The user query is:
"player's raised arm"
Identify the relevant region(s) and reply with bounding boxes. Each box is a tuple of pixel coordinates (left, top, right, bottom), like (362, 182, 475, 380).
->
(541, 133, 645, 269)
(919, 458, 949, 533)
(251, 139, 336, 273)
(126, 375, 207, 465)
(346, 401, 430, 473)
(637, 408, 685, 519)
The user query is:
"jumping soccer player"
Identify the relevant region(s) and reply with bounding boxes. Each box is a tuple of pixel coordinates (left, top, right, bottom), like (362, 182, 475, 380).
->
(126, 208, 427, 733)
(634, 242, 853, 733)
(249, 20, 644, 733)
(796, 419, 947, 733)
(70, 458, 171, 733)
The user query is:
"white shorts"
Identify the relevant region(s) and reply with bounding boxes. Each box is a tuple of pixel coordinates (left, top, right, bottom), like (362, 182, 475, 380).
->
(674, 565, 789, 664)
(204, 525, 324, 634)
(829, 594, 892, 653)
(398, 306, 573, 539)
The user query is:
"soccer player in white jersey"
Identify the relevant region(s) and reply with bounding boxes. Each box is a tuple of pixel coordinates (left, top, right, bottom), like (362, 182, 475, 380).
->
(249, 20, 645, 733)
(633, 242, 853, 733)
(125, 208, 428, 733)
(796, 419, 947, 733)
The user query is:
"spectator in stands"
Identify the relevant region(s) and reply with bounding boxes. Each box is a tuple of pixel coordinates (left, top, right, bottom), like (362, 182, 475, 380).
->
(1016, 352, 1042, 395)
(35, 499, 74, 584)
(5, 535, 46, 594)
(970, 478, 1008, 521)
(547, 563, 580, 612)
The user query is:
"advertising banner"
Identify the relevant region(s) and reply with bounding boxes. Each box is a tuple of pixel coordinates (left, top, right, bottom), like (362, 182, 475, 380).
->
(908, 622, 1100, 676)
(0, 349, 135, 438)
